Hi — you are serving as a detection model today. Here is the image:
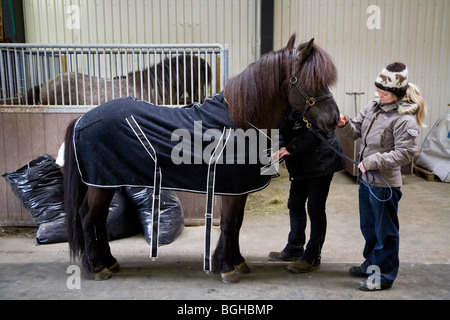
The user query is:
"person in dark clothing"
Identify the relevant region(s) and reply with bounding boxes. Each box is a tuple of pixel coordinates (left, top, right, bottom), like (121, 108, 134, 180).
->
(269, 109, 345, 273)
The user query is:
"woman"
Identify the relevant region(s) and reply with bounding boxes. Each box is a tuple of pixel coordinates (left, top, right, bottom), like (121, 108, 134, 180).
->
(268, 108, 345, 273)
(337, 62, 426, 291)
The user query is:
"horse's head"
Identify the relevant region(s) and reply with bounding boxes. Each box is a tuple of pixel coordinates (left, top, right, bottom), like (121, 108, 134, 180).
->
(286, 35, 339, 131)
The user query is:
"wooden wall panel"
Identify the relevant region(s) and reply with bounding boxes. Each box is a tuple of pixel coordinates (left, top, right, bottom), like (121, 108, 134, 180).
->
(0, 112, 80, 226)
(1, 112, 222, 226)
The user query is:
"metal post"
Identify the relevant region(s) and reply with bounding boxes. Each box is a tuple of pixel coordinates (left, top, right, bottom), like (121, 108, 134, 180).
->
(346, 92, 365, 117)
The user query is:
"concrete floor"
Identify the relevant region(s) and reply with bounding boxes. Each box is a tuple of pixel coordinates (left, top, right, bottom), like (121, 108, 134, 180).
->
(1, 169, 449, 300)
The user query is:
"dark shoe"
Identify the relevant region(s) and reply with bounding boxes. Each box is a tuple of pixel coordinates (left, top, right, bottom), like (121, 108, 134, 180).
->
(268, 251, 301, 261)
(349, 266, 368, 277)
(287, 258, 320, 273)
(358, 280, 392, 291)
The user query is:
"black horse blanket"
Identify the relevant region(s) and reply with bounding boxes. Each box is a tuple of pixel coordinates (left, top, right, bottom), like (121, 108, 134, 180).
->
(73, 92, 277, 195)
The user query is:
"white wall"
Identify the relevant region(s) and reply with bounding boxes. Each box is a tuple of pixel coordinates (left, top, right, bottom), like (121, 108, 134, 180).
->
(22, 0, 261, 77)
(22, 0, 450, 144)
(274, 0, 450, 143)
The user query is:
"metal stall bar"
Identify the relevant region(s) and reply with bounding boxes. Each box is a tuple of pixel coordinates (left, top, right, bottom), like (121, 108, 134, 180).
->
(0, 43, 228, 113)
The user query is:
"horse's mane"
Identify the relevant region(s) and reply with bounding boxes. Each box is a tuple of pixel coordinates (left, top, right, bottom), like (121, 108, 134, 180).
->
(224, 35, 337, 129)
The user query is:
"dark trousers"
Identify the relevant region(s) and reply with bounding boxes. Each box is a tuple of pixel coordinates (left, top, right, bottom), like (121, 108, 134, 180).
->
(283, 174, 333, 264)
(358, 184, 402, 285)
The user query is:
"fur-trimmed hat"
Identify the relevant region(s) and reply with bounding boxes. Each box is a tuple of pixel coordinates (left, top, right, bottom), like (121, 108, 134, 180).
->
(375, 62, 409, 100)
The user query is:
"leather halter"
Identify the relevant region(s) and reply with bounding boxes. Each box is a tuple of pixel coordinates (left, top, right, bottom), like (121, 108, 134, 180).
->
(288, 48, 333, 128)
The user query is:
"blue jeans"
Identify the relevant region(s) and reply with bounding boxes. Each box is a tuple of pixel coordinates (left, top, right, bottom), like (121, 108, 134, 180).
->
(358, 184, 402, 285)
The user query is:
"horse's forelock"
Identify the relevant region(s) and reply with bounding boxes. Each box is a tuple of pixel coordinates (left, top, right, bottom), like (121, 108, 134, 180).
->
(297, 43, 338, 93)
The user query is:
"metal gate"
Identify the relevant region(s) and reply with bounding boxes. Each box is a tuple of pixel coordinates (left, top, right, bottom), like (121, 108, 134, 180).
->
(1, 43, 228, 109)
(0, 43, 229, 226)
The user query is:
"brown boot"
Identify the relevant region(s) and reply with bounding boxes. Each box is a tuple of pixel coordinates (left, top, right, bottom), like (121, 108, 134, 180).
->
(268, 251, 301, 261)
(287, 258, 320, 273)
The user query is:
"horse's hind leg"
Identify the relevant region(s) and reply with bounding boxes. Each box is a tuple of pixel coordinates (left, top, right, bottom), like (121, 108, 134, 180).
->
(213, 194, 249, 283)
(80, 187, 116, 280)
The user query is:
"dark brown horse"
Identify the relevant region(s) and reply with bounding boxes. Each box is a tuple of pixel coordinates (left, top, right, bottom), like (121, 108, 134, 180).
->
(33, 54, 211, 106)
(64, 34, 339, 283)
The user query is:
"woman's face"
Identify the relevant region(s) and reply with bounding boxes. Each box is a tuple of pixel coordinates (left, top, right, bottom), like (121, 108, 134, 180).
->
(376, 88, 397, 104)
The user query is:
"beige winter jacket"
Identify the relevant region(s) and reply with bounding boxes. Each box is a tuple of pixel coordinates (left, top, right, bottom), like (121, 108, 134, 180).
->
(338, 98, 419, 187)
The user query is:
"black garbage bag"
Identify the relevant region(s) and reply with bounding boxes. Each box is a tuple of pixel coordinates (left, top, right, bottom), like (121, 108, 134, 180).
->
(34, 189, 141, 244)
(105, 190, 141, 240)
(36, 218, 66, 244)
(3, 154, 141, 244)
(124, 187, 184, 246)
(3, 154, 64, 225)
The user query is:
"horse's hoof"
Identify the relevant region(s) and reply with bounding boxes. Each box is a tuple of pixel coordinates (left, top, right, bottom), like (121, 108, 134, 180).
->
(108, 261, 121, 273)
(221, 270, 240, 284)
(235, 261, 251, 274)
(93, 267, 111, 281)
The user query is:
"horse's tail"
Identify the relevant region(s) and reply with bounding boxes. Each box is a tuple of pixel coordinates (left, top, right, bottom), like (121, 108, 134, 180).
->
(64, 118, 87, 261)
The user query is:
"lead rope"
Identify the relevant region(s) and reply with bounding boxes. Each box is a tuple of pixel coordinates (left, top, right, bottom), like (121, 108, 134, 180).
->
(305, 121, 393, 202)
(288, 49, 391, 202)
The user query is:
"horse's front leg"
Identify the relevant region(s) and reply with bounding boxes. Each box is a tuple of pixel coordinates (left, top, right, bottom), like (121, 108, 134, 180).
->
(212, 194, 249, 283)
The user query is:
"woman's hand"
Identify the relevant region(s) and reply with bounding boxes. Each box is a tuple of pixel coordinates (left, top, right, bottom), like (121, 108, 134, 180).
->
(358, 162, 366, 174)
(271, 147, 291, 161)
(337, 114, 348, 127)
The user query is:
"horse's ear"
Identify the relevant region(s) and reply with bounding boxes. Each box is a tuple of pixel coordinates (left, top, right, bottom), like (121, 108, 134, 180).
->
(298, 38, 315, 63)
(287, 33, 296, 49)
